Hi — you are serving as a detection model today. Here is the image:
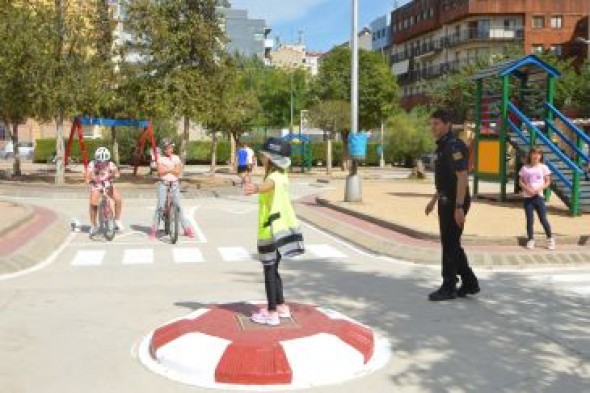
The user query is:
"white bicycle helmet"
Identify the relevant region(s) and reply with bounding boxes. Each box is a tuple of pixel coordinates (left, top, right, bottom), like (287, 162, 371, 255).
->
(95, 147, 111, 163)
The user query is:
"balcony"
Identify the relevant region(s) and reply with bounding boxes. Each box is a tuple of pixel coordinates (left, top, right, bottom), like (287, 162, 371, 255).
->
(397, 58, 480, 85)
(391, 28, 523, 64)
(391, 39, 443, 64)
(446, 28, 524, 48)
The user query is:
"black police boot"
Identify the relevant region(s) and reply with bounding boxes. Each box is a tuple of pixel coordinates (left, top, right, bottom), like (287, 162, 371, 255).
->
(428, 285, 457, 301)
(457, 279, 480, 298)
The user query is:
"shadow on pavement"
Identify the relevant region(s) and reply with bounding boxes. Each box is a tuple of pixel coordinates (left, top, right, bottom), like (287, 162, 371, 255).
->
(223, 257, 590, 392)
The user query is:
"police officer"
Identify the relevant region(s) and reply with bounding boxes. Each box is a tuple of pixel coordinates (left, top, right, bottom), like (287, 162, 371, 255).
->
(425, 109, 480, 301)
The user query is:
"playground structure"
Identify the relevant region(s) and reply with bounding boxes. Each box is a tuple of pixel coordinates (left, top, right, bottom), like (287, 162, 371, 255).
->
(64, 117, 158, 176)
(472, 55, 590, 215)
(283, 133, 312, 172)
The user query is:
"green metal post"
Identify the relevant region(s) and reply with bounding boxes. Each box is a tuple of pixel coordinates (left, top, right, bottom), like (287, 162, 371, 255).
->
(500, 75, 509, 202)
(473, 80, 482, 197)
(572, 133, 582, 216)
(545, 75, 556, 201)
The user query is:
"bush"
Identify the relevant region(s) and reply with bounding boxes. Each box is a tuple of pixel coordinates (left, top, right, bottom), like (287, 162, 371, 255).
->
(34, 138, 391, 167)
(34, 138, 110, 163)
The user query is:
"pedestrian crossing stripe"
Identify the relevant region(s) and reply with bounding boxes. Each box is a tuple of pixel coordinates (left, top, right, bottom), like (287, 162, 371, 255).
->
(69, 244, 350, 267)
(307, 244, 347, 259)
(71, 250, 105, 266)
(123, 249, 154, 265)
(172, 248, 204, 264)
(217, 247, 252, 262)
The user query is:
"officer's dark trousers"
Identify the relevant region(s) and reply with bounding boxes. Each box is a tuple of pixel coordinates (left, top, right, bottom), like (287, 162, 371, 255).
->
(438, 200, 477, 288)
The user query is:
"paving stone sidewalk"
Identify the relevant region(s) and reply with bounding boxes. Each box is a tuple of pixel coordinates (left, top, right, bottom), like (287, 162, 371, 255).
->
(319, 179, 590, 246)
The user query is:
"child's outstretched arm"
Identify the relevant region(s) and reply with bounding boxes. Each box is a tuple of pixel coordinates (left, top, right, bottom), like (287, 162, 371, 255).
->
(243, 179, 275, 195)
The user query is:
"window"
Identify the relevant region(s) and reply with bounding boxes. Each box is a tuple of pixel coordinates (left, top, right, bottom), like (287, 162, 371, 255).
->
(550, 45, 563, 55)
(551, 15, 563, 29)
(532, 44, 544, 54)
(532, 16, 544, 28)
(429, 8, 434, 18)
(504, 19, 517, 30)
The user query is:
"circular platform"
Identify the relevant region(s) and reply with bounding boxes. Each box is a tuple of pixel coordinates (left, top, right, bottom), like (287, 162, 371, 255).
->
(138, 302, 390, 390)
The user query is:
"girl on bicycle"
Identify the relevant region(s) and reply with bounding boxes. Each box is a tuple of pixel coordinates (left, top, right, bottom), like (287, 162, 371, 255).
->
(243, 137, 305, 326)
(519, 148, 555, 250)
(148, 139, 195, 239)
(86, 147, 124, 236)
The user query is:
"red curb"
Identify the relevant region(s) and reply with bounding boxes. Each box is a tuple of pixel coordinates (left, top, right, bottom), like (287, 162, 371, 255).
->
(0, 206, 56, 256)
(149, 303, 374, 385)
(216, 343, 292, 385)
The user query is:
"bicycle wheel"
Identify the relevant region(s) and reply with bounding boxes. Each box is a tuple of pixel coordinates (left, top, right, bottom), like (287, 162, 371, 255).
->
(169, 204, 179, 244)
(102, 199, 116, 241)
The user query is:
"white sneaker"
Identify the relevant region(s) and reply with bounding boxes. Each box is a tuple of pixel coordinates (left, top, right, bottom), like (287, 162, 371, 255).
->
(251, 309, 280, 326)
(547, 238, 556, 250)
(526, 239, 535, 250)
(115, 220, 125, 231)
(89, 226, 99, 237)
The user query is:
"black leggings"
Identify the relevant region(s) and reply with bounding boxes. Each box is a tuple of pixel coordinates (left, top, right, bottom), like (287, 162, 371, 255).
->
(524, 195, 552, 240)
(263, 252, 284, 311)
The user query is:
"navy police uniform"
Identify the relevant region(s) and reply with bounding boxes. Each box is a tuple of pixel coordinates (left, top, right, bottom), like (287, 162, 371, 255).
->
(433, 131, 479, 299)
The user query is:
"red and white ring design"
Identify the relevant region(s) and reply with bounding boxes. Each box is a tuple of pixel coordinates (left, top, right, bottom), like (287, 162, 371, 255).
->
(138, 302, 390, 390)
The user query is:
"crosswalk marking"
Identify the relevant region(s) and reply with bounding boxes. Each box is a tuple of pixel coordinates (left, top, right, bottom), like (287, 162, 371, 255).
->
(172, 248, 204, 264)
(68, 244, 351, 267)
(527, 271, 590, 298)
(122, 249, 154, 265)
(307, 244, 348, 259)
(71, 250, 105, 266)
(218, 247, 252, 262)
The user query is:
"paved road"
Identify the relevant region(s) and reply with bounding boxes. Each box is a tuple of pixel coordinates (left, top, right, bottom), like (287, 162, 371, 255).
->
(1, 181, 589, 393)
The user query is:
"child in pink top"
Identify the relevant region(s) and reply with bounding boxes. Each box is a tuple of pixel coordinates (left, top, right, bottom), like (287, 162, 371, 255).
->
(518, 148, 555, 250)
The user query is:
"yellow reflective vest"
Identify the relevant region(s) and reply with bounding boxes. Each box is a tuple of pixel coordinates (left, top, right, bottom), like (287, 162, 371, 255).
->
(257, 171, 305, 264)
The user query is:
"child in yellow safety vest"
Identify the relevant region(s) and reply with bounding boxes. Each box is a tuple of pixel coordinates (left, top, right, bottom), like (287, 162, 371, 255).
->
(243, 137, 305, 326)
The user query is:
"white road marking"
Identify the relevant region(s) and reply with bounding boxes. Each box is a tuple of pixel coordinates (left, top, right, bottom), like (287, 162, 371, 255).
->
(188, 206, 207, 243)
(71, 250, 105, 266)
(173, 248, 204, 264)
(218, 247, 252, 262)
(306, 244, 348, 259)
(122, 249, 154, 265)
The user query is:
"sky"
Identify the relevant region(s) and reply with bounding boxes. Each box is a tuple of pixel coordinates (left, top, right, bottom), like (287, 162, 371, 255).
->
(230, 0, 410, 52)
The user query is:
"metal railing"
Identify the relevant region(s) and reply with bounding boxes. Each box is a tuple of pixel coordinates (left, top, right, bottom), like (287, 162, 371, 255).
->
(508, 102, 584, 215)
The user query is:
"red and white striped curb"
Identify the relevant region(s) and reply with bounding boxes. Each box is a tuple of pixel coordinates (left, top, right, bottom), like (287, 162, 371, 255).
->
(138, 302, 391, 390)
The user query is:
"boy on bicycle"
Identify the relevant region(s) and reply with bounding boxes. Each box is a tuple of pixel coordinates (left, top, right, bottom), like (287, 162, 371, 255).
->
(149, 139, 195, 239)
(86, 147, 124, 236)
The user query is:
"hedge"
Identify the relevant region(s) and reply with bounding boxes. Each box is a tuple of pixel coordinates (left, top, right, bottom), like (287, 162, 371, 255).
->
(34, 138, 391, 166)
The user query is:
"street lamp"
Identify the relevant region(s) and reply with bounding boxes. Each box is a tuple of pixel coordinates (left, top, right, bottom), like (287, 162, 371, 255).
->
(344, 0, 362, 202)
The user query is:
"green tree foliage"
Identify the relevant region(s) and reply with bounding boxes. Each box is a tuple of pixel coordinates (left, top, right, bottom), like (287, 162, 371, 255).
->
(0, 2, 54, 176)
(385, 108, 434, 167)
(312, 47, 398, 130)
(124, 0, 226, 164)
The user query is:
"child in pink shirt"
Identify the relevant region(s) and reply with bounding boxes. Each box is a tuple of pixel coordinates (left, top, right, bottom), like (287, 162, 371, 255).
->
(518, 148, 555, 250)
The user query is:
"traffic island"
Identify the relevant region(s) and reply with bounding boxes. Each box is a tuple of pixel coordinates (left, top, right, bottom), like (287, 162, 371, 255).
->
(138, 302, 390, 390)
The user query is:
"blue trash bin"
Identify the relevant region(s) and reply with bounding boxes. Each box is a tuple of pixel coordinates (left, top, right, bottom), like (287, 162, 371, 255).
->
(348, 132, 368, 161)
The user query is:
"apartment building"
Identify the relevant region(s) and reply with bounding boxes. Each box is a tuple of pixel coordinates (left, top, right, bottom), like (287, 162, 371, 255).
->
(370, 14, 392, 54)
(217, 7, 273, 62)
(390, 0, 590, 109)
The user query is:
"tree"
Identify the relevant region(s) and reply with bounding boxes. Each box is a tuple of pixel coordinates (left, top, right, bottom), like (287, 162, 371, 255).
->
(311, 46, 398, 170)
(124, 0, 226, 165)
(309, 100, 349, 174)
(312, 47, 398, 129)
(205, 58, 261, 175)
(0, 2, 52, 176)
(385, 108, 434, 167)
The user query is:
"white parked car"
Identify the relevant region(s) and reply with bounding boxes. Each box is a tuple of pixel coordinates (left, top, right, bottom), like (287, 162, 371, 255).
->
(2, 141, 34, 159)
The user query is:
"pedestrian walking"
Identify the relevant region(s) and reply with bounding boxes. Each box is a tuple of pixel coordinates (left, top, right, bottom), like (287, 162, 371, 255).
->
(425, 109, 480, 301)
(236, 143, 249, 185)
(519, 148, 555, 250)
(243, 137, 305, 325)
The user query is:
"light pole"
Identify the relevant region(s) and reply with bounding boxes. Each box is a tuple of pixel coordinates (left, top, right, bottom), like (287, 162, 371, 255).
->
(344, 0, 362, 202)
(290, 70, 294, 133)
